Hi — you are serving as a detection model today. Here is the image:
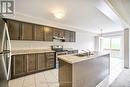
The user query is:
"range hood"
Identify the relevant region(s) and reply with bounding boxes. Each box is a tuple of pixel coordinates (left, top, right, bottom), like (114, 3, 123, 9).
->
(53, 36, 65, 42)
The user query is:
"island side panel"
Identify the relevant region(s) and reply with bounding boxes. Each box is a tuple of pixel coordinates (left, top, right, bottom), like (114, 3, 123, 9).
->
(73, 54, 110, 87)
(59, 59, 72, 87)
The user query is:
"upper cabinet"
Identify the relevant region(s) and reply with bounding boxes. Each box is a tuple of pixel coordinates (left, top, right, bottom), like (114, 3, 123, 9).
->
(33, 25, 44, 41)
(5, 19, 76, 42)
(64, 30, 70, 42)
(6, 20, 21, 40)
(21, 22, 33, 40)
(53, 28, 64, 38)
(70, 31, 76, 42)
(44, 26, 53, 41)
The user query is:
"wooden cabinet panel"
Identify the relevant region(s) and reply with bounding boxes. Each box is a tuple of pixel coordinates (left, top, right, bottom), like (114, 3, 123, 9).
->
(12, 55, 26, 78)
(44, 26, 53, 41)
(70, 31, 76, 42)
(59, 29, 65, 38)
(26, 54, 37, 73)
(45, 52, 55, 69)
(37, 53, 46, 70)
(6, 19, 76, 42)
(7, 20, 21, 40)
(34, 25, 44, 41)
(53, 28, 64, 38)
(11, 52, 56, 79)
(59, 59, 72, 87)
(46, 59, 55, 69)
(64, 30, 70, 42)
(21, 23, 33, 40)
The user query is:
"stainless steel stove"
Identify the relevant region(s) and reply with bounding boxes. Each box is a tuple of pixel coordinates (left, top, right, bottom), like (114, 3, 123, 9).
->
(51, 45, 67, 55)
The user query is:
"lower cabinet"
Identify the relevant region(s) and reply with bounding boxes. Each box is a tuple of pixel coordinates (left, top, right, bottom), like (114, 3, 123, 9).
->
(46, 52, 55, 69)
(11, 55, 26, 78)
(26, 54, 37, 73)
(11, 52, 56, 79)
(37, 53, 46, 70)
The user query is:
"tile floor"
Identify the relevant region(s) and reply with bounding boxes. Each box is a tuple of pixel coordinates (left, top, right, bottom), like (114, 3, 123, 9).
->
(9, 58, 124, 87)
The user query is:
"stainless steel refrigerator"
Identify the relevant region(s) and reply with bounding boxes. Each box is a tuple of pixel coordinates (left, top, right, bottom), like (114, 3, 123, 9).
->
(0, 17, 11, 87)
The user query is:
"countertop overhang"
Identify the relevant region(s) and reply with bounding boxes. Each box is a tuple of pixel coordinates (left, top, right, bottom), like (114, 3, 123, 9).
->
(58, 51, 110, 64)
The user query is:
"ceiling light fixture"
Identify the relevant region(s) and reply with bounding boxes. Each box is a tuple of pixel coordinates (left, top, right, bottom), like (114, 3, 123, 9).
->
(51, 8, 65, 19)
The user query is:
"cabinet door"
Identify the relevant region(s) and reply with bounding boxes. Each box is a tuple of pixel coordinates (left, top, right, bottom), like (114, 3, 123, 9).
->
(21, 23, 33, 40)
(34, 25, 44, 41)
(37, 53, 46, 70)
(53, 28, 59, 37)
(26, 54, 37, 73)
(12, 55, 26, 78)
(6, 20, 21, 40)
(53, 28, 64, 38)
(45, 52, 55, 69)
(64, 30, 70, 42)
(59, 29, 65, 38)
(44, 26, 53, 41)
(70, 31, 76, 42)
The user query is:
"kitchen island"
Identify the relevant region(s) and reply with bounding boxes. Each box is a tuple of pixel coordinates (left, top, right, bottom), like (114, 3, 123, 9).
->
(58, 51, 110, 87)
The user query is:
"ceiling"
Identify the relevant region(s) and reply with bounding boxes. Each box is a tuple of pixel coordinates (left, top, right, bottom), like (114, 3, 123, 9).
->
(15, 0, 126, 33)
(108, 0, 130, 27)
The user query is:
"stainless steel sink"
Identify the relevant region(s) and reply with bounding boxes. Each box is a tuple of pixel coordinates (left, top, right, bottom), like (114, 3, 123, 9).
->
(75, 52, 94, 57)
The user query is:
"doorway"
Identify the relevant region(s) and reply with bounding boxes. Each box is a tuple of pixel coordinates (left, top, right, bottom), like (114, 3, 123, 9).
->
(99, 36, 124, 85)
(100, 37, 123, 59)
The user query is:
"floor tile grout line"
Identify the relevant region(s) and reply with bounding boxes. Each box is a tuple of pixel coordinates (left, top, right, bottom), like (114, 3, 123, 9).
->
(43, 72, 49, 87)
(22, 77, 25, 87)
(34, 74, 36, 87)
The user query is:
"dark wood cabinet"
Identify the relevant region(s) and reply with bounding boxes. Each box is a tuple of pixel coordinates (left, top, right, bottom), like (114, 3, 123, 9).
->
(26, 54, 37, 73)
(34, 25, 44, 41)
(46, 59, 55, 69)
(37, 53, 46, 70)
(6, 19, 76, 42)
(11, 52, 56, 79)
(44, 26, 53, 41)
(6, 20, 21, 40)
(70, 31, 76, 42)
(21, 22, 33, 40)
(45, 52, 55, 69)
(64, 30, 70, 42)
(53, 28, 64, 38)
(11, 55, 26, 78)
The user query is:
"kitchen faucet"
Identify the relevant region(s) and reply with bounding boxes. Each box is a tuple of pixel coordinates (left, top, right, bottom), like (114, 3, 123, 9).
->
(82, 49, 91, 55)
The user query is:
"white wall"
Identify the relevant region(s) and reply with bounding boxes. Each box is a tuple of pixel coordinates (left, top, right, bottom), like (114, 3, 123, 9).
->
(7, 13, 97, 51)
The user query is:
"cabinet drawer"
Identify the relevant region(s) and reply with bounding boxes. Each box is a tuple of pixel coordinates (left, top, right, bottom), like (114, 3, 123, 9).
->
(46, 52, 55, 56)
(45, 52, 55, 59)
(47, 59, 55, 69)
(46, 55, 55, 59)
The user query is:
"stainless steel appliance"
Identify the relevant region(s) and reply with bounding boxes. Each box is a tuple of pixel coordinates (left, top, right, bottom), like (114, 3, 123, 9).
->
(0, 17, 11, 87)
(51, 45, 68, 55)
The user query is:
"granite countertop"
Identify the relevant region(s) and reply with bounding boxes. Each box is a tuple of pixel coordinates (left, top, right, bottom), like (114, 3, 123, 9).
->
(58, 51, 110, 64)
(11, 49, 55, 55)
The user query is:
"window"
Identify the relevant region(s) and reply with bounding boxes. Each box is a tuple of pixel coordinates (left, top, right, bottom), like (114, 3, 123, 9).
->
(102, 38, 110, 49)
(111, 38, 120, 49)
